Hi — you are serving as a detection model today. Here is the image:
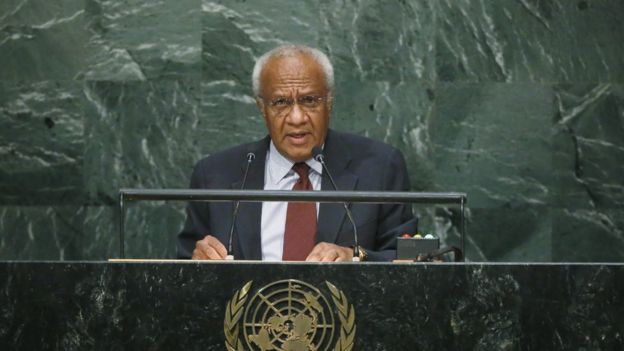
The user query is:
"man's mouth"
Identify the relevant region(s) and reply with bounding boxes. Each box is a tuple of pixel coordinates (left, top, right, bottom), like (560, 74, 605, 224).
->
(286, 132, 311, 144)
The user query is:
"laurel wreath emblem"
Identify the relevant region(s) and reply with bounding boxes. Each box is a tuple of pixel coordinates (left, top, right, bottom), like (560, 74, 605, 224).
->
(223, 280, 356, 351)
(326, 281, 356, 351)
(224, 281, 252, 351)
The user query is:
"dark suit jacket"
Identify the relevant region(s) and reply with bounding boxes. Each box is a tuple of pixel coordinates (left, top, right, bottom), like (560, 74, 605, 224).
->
(177, 129, 417, 261)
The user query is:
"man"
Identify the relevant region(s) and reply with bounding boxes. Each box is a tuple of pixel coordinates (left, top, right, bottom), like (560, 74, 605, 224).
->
(178, 44, 417, 262)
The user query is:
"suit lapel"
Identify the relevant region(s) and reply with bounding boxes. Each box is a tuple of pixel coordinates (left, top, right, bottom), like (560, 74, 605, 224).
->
(231, 136, 270, 260)
(317, 130, 358, 244)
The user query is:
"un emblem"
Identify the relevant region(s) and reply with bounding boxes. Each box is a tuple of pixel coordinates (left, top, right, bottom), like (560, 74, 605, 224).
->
(224, 279, 356, 351)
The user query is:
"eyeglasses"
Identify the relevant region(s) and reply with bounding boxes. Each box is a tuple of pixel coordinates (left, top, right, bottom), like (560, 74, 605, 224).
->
(259, 95, 329, 116)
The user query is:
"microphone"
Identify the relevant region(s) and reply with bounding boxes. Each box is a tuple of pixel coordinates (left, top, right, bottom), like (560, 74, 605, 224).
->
(312, 146, 361, 262)
(226, 152, 255, 260)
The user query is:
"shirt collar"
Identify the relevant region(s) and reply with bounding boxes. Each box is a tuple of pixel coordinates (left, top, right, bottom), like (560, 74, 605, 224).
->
(267, 141, 323, 184)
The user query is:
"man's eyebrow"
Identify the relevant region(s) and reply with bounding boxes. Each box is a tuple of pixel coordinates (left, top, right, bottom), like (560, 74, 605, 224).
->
(266, 89, 323, 97)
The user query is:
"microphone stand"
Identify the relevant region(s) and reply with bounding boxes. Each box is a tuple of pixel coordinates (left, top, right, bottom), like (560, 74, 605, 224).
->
(312, 146, 361, 262)
(225, 152, 255, 260)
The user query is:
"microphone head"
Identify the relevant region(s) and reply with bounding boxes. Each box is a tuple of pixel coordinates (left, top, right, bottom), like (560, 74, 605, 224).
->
(311, 146, 324, 162)
(246, 152, 256, 161)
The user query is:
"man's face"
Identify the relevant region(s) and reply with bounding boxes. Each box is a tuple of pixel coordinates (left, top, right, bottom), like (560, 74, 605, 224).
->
(257, 53, 331, 162)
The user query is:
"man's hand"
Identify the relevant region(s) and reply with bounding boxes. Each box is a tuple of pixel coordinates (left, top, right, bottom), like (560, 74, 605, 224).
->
(192, 235, 228, 260)
(305, 242, 354, 262)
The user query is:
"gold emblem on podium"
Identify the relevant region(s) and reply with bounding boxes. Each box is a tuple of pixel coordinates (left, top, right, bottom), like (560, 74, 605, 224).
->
(224, 279, 356, 351)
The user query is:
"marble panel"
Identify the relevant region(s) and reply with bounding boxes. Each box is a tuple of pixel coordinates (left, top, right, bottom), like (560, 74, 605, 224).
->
(332, 82, 436, 190)
(201, 0, 436, 85)
(553, 208, 624, 262)
(436, 0, 624, 82)
(82, 0, 201, 80)
(199, 80, 267, 152)
(82, 79, 202, 205)
(318, 0, 436, 84)
(0, 0, 92, 82)
(0, 206, 84, 260)
(82, 204, 186, 260)
(0, 81, 85, 205)
(467, 206, 551, 262)
(429, 83, 552, 209)
(80, 205, 117, 260)
(553, 84, 624, 209)
(414, 204, 552, 262)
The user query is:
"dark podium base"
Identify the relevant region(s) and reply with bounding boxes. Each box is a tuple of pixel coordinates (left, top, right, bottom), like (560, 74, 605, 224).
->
(1, 261, 623, 350)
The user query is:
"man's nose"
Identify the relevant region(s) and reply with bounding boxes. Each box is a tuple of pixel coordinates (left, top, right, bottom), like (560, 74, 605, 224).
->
(286, 102, 306, 124)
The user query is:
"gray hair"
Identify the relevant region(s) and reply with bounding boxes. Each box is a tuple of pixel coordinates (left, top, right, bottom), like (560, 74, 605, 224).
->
(252, 44, 334, 96)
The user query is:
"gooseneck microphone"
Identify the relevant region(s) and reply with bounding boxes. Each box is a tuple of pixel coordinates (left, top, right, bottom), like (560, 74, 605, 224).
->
(226, 152, 256, 260)
(312, 146, 361, 261)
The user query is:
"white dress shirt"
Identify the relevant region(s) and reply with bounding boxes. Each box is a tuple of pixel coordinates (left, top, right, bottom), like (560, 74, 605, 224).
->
(261, 142, 322, 261)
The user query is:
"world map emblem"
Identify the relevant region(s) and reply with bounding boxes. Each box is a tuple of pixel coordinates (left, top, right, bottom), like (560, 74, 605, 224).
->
(224, 279, 356, 351)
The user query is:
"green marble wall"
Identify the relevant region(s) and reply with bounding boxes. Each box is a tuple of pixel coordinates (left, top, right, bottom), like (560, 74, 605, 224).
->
(1, 0, 623, 261)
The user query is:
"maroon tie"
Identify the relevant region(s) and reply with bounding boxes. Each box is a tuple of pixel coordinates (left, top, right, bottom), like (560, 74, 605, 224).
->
(282, 163, 317, 261)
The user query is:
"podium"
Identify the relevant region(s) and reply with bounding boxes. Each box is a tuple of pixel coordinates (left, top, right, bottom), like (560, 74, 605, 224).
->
(1, 261, 623, 350)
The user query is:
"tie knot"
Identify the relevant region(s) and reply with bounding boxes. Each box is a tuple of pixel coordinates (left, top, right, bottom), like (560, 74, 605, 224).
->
(292, 162, 310, 178)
